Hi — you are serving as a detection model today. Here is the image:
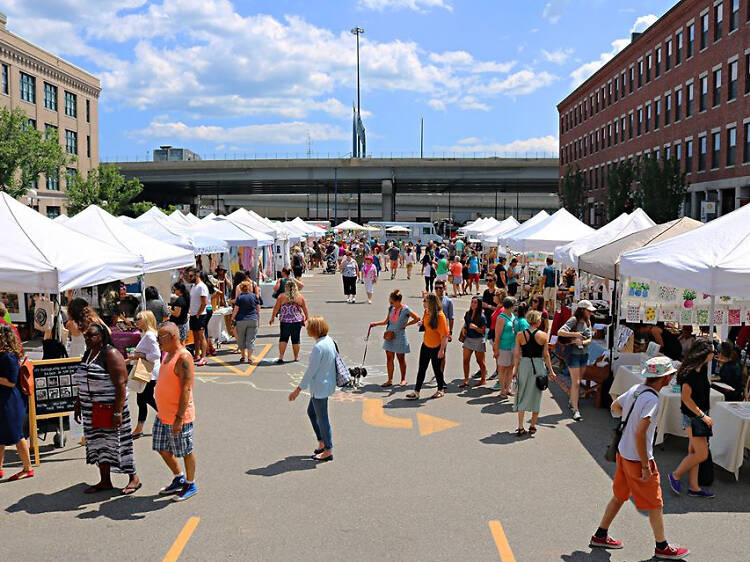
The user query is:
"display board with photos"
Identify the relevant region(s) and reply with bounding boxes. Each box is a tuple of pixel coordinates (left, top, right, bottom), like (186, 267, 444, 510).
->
(32, 358, 80, 416)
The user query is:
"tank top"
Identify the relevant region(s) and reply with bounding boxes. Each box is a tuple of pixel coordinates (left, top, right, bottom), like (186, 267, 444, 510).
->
(280, 301, 304, 323)
(498, 312, 517, 350)
(520, 329, 544, 358)
(154, 349, 195, 425)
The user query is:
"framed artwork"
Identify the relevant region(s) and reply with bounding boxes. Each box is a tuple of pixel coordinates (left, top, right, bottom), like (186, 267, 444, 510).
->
(0, 292, 26, 323)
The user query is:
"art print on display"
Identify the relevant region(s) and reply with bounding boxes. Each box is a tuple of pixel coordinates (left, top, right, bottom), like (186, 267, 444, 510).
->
(728, 309, 741, 326)
(659, 307, 677, 323)
(657, 285, 678, 302)
(680, 308, 693, 325)
(713, 308, 727, 326)
(625, 304, 641, 323)
(644, 306, 657, 324)
(695, 308, 709, 325)
(0, 292, 26, 323)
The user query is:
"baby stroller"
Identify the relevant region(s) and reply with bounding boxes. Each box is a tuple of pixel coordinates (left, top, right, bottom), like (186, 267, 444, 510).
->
(325, 252, 337, 274)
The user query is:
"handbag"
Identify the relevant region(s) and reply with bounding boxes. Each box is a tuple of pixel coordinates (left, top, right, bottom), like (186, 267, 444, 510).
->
(458, 327, 467, 343)
(129, 358, 153, 385)
(529, 353, 548, 391)
(333, 340, 352, 387)
(605, 388, 658, 462)
(383, 331, 395, 341)
(85, 354, 117, 430)
(690, 416, 713, 437)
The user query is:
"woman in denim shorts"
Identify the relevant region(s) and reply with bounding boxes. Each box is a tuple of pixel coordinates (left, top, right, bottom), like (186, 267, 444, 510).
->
(557, 300, 596, 422)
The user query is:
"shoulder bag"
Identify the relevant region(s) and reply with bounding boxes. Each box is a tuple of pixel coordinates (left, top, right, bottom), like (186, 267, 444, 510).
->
(128, 357, 153, 393)
(84, 350, 117, 430)
(332, 340, 352, 387)
(605, 388, 658, 462)
(383, 307, 396, 340)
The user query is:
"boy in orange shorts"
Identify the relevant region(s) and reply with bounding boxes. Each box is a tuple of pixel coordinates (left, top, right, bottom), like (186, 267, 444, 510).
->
(589, 357, 689, 560)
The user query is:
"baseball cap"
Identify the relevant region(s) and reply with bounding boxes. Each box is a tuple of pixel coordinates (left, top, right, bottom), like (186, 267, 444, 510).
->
(576, 300, 596, 312)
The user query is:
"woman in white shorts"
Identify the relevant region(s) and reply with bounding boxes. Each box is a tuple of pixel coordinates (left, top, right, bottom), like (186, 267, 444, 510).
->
(361, 255, 378, 304)
(493, 297, 518, 397)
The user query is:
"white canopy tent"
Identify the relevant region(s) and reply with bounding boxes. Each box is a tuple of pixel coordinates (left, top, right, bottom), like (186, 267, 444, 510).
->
(0, 193, 143, 292)
(226, 209, 279, 237)
(554, 209, 655, 268)
(620, 204, 750, 297)
(132, 209, 228, 255)
(200, 212, 217, 222)
(463, 217, 501, 236)
(280, 220, 310, 240)
(459, 217, 490, 234)
(190, 217, 274, 247)
(334, 219, 368, 231)
(506, 208, 594, 253)
(478, 216, 520, 242)
(578, 217, 703, 281)
(496, 211, 549, 247)
(291, 217, 326, 237)
(66, 205, 195, 273)
(53, 214, 69, 223)
(386, 225, 411, 233)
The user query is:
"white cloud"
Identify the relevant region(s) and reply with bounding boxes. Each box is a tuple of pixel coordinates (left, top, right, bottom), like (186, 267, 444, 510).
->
(542, 0, 568, 24)
(568, 14, 658, 88)
(541, 48, 573, 65)
(358, 0, 452, 12)
(438, 135, 559, 156)
(472, 70, 558, 96)
(457, 96, 490, 111)
(427, 99, 447, 111)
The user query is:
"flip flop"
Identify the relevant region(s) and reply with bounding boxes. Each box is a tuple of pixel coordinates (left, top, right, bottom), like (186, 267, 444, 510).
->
(399, 380, 407, 386)
(458, 381, 470, 388)
(84, 484, 115, 494)
(380, 381, 393, 388)
(9, 469, 34, 481)
(122, 482, 142, 496)
(431, 390, 445, 399)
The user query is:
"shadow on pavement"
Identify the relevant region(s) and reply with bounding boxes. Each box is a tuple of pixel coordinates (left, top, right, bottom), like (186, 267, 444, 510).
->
(247, 455, 320, 477)
(560, 550, 613, 561)
(6, 483, 173, 520)
(479, 431, 527, 445)
(383, 398, 427, 409)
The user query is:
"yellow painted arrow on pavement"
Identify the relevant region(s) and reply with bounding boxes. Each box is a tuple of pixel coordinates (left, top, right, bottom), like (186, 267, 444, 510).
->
(362, 398, 413, 429)
(204, 344, 272, 375)
(416, 412, 461, 436)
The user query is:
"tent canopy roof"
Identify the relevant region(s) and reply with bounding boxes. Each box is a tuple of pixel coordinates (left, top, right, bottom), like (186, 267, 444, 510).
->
(132, 210, 228, 255)
(478, 216, 521, 241)
(190, 217, 273, 247)
(334, 219, 367, 231)
(497, 211, 550, 246)
(507, 208, 594, 253)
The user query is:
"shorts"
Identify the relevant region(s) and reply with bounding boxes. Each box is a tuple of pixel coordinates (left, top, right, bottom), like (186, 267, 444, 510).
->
(543, 286, 557, 302)
(567, 352, 589, 369)
(152, 418, 194, 458)
(613, 454, 663, 510)
(682, 411, 709, 430)
(436, 273, 449, 283)
(280, 321, 303, 344)
(497, 348, 514, 367)
(293, 266, 304, 279)
(463, 337, 486, 353)
(189, 314, 208, 331)
(469, 273, 480, 284)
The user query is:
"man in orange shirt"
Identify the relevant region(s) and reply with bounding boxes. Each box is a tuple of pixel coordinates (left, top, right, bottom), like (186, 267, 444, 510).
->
(154, 322, 197, 501)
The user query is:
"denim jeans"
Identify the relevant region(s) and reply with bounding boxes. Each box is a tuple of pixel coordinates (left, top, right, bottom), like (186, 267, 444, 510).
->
(307, 397, 333, 450)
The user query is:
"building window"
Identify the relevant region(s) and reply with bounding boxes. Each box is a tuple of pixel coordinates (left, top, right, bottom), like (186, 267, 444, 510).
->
(700, 75, 708, 111)
(712, 131, 721, 168)
(43, 83, 57, 111)
(698, 135, 707, 171)
(675, 142, 682, 163)
(730, 0, 739, 31)
(746, 53, 750, 95)
(655, 100, 661, 129)
(86, 99, 91, 123)
(687, 82, 694, 116)
(744, 123, 750, 163)
(620, 116, 626, 142)
(646, 54, 652, 82)
(629, 67, 635, 93)
(86, 135, 91, 158)
(713, 68, 722, 107)
(1, 64, 7, 95)
(645, 104, 651, 133)
(655, 47, 661, 77)
(46, 206, 61, 219)
(20, 72, 35, 103)
(638, 60, 643, 87)
(614, 79, 618, 101)
(66, 167, 77, 185)
(637, 108, 643, 136)
(686, 139, 694, 173)
(601, 86, 606, 108)
(608, 82, 612, 104)
(666, 146, 672, 160)
(714, 2, 723, 41)
(614, 121, 619, 144)
(728, 60, 738, 100)
(666, 39, 672, 70)
(27, 118, 36, 130)
(608, 124, 612, 147)
(675, 31, 683, 64)
(620, 72, 626, 97)
(595, 91, 599, 112)
(727, 126, 737, 166)
(65, 130, 77, 155)
(675, 89, 683, 121)
(701, 13, 709, 50)
(629, 113, 634, 139)
(44, 123, 58, 140)
(687, 23, 695, 58)
(665, 94, 672, 125)
(64, 91, 77, 118)
(46, 169, 59, 191)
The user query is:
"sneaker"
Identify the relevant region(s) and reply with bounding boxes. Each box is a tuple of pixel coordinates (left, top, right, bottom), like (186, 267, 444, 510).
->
(572, 410, 583, 421)
(196, 358, 207, 367)
(173, 482, 198, 502)
(589, 535, 623, 549)
(159, 475, 186, 495)
(492, 381, 502, 391)
(653, 544, 690, 560)
(668, 472, 682, 495)
(568, 401, 574, 411)
(687, 488, 715, 498)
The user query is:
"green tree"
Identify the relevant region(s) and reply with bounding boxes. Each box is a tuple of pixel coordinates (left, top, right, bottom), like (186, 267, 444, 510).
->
(66, 164, 144, 216)
(606, 160, 635, 220)
(0, 108, 69, 198)
(128, 201, 179, 217)
(634, 156, 688, 223)
(560, 165, 585, 219)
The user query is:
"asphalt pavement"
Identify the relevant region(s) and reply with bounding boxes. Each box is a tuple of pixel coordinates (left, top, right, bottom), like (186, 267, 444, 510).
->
(3, 269, 749, 561)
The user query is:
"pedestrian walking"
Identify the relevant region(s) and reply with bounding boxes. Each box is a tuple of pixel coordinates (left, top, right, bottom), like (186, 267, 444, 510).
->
(450, 256, 463, 297)
(434, 280, 454, 374)
(231, 281, 260, 363)
(494, 255, 508, 290)
(370, 290, 420, 387)
(289, 316, 336, 462)
(668, 339, 716, 499)
(405, 246, 416, 279)
(129, 311, 161, 439)
(589, 356, 689, 560)
(422, 253, 436, 292)
(292, 246, 305, 280)
(340, 251, 359, 303)
(405, 293, 449, 400)
(0, 324, 33, 481)
(270, 279, 309, 363)
(542, 257, 557, 313)
(557, 300, 595, 421)
(435, 253, 450, 285)
(153, 322, 198, 501)
(168, 282, 190, 343)
(73, 323, 141, 495)
(361, 255, 378, 304)
(459, 297, 488, 388)
(416, 240, 422, 262)
(512, 310, 556, 436)
(139, 285, 170, 323)
(493, 297, 518, 397)
(481, 274, 498, 333)
(507, 257, 520, 297)
(186, 267, 209, 366)
(467, 251, 480, 294)
(388, 243, 400, 279)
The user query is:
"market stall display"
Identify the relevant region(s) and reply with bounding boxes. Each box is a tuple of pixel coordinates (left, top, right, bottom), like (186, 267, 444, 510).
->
(712, 402, 750, 479)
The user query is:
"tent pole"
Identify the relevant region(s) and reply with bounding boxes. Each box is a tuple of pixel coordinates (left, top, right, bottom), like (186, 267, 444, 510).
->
(708, 295, 716, 377)
(609, 278, 617, 377)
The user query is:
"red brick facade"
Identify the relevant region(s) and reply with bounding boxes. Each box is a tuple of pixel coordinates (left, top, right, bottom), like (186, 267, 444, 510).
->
(558, 0, 750, 225)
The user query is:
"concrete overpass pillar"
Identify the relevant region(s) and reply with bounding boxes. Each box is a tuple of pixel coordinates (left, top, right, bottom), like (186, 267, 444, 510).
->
(381, 179, 395, 221)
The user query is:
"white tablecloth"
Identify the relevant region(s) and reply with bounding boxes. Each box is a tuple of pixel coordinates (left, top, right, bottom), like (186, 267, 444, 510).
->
(712, 402, 750, 479)
(207, 307, 232, 342)
(259, 282, 276, 309)
(610, 366, 724, 445)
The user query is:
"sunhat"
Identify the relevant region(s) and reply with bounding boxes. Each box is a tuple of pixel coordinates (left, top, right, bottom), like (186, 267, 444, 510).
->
(642, 356, 677, 378)
(576, 300, 596, 312)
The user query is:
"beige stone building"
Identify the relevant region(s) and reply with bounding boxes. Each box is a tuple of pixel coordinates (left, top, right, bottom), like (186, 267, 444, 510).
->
(0, 13, 100, 217)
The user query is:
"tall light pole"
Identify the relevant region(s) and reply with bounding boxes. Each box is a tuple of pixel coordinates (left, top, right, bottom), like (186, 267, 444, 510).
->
(351, 27, 364, 118)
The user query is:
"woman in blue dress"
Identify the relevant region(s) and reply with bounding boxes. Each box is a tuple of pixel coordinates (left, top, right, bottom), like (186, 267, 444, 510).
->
(0, 324, 33, 481)
(369, 289, 420, 387)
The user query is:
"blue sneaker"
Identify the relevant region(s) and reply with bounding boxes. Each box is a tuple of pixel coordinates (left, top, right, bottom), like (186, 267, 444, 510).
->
(173, 482, 198, 502)
(492, 382, 502, 391)
(687, 488, 715, 499)
(668, 472, 682, 495)
(159, 475, 186, 495)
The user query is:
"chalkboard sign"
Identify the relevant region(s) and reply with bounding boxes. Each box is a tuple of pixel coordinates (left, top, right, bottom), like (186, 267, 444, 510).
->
(32, 358, 80, 415)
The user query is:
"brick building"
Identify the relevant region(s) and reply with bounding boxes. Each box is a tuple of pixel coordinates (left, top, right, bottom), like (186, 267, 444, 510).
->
(558, 0, 750, 225)
(0, 13, 100, 217)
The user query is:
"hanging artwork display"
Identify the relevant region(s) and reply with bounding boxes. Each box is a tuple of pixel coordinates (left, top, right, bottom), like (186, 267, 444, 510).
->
(657, 285, 679, 302)
(713, 308, 727, 326)
(679, 308, 693, 325)
(728, 309, 742, 326)
(625, 303, 641, 323)
(644, 305, 657, 324)
(695, 308, 709, 325)
(659, 307, 677, 323)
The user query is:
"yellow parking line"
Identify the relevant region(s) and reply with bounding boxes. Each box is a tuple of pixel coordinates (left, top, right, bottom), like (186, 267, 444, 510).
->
(488, 521, 516, 562)
(163, 517, 200, 562)
(245, 344, 272, 375)
(207, 356, 244, 374)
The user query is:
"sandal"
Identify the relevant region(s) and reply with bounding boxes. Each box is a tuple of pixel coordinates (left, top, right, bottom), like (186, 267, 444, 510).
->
(529, 426, 537, 436)
(405, 392, 419, 400)
(399, 379, 407, 386)
(473, 380, 486, 387)
(122, 482, 142, 495)
(458, 381, 470, 388)
(431, 390, 445, 399)
(381, 381, 393, 388)
(514, 428, 527, 437)
(9, 469, 34, 481)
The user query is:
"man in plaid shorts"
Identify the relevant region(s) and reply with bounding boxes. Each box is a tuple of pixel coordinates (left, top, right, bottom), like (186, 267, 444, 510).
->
(154, 322, 197, 501)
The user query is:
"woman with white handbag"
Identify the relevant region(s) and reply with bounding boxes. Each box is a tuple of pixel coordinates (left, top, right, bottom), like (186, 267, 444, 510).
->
(129, 311, 161, 439)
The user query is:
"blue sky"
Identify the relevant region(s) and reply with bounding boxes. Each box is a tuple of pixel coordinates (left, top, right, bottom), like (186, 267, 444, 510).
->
(6, 0, 676, 161)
